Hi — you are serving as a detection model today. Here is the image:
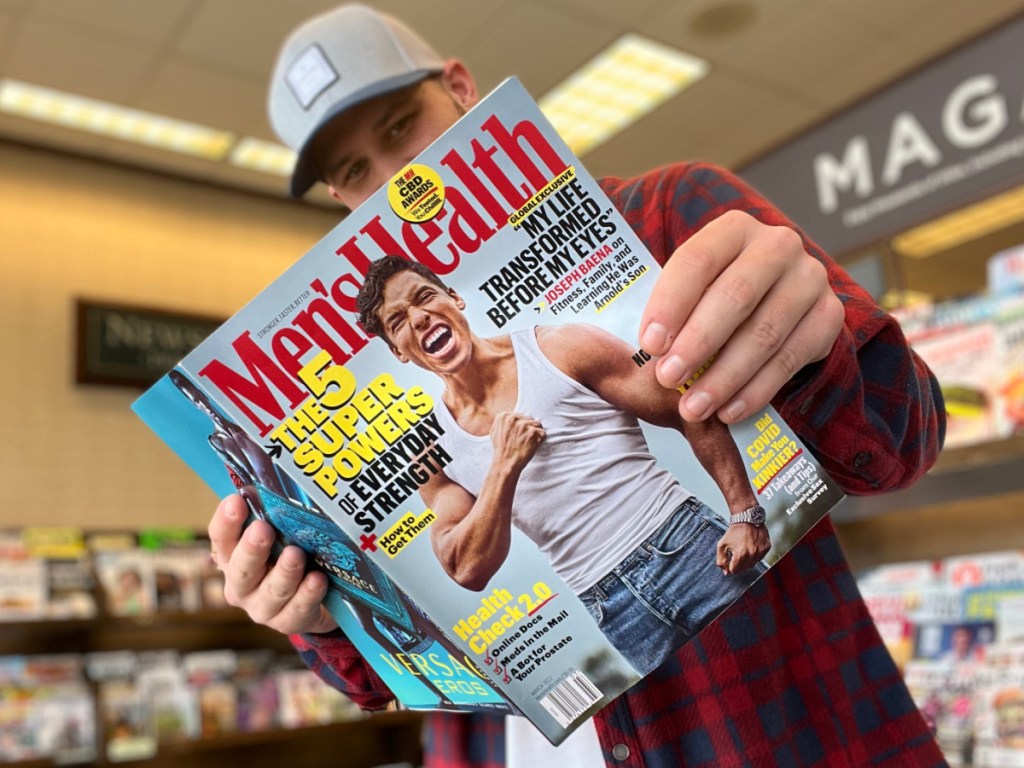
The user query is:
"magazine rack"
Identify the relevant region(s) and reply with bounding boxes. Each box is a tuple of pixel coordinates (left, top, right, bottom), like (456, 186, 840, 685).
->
(1, 610, 424, 768)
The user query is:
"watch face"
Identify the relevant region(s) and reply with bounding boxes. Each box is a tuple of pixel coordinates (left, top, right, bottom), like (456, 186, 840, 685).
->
(750, 506, 766, 525)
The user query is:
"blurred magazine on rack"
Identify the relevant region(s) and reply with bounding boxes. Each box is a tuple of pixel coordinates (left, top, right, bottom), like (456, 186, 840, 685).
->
(133, 77, 844, 744)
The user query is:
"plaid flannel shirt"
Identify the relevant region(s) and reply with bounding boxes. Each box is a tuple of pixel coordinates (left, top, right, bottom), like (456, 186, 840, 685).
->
(292, 163, 948, 768)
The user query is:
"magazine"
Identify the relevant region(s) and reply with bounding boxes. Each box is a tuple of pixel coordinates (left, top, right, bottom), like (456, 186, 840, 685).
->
(133, 77, 844, 744)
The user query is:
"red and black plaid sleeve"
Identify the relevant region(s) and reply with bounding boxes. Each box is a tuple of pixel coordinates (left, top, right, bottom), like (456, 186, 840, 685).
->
(600, 162, 945, 495)
(290, 630, 396, 710)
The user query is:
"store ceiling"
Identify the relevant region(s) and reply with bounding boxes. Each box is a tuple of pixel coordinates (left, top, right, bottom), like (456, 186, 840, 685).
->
(1, 0, 1023, 218)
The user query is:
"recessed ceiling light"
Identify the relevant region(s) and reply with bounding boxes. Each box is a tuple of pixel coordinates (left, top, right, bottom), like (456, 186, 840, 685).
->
(0, 79, 236, 160)
(539, 35, 709, 157)
(690, 2, 757, 38)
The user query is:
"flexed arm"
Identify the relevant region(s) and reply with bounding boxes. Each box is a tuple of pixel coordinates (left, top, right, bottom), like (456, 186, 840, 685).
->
(543, 323, 769, 573)
(425, 413, 545, 591)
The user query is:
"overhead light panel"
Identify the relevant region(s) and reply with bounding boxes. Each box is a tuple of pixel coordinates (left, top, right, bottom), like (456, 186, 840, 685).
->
(228, 137, 296, 176)
(0, 79, 235, 160)
(892, 183, 1024, 258)
(539, 34, 709, 157)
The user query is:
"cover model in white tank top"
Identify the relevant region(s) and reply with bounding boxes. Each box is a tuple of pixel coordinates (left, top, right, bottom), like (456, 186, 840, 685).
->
(434, 326, 692, 593)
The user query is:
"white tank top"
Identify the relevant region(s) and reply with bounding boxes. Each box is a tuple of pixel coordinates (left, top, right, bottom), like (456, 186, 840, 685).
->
(435, 327, 691, 592)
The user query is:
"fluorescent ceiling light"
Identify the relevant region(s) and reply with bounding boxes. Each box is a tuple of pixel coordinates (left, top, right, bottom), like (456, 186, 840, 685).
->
(0, 79, 235, 160)
(880, 288, 933, 311)
(539, 34, 709, 156)
(228, 137, 296, 176)
(892, 183, 1024, 259)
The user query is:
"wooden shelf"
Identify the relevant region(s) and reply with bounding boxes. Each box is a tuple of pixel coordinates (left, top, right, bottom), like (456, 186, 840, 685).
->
(0, 609, 294, 657)
(834, 434, 1024, 570)
(108, 712, 424, 768)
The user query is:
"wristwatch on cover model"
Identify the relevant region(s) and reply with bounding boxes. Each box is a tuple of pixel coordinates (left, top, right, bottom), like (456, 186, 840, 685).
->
(730, 504, 766, 527)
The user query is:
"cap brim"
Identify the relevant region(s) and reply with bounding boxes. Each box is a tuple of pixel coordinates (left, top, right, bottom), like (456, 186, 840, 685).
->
(289, 68, 440, 198)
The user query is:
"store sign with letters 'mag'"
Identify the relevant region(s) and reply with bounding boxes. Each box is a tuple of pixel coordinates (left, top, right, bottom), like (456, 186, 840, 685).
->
(740, 16, 1024, 257)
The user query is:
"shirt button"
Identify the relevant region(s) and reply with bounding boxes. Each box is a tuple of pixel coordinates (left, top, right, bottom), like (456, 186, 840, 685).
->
(799, 395, 815, 415)
(853, 451, 873, 468)
(612, 743, 630, 761)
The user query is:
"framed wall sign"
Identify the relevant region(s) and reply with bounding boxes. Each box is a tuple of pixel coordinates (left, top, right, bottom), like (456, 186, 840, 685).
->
(75, 299, 224, 388)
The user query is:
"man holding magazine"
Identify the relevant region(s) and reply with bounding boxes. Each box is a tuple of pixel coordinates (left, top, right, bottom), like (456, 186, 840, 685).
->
(208, 4, 948, 766)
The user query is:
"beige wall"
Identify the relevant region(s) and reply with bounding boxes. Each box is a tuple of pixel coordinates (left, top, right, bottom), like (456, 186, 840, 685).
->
(0, 142, 340, 530)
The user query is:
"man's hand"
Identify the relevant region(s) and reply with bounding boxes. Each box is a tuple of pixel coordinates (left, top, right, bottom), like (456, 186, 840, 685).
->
(716, 523, 771, 575)
(208, 494, 337, 635)
(489, 412, 545, 472)
(639, 210, 845, 424)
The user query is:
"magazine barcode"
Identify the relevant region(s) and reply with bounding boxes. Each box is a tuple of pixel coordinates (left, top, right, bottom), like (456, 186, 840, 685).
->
(539, 670, 602, 727)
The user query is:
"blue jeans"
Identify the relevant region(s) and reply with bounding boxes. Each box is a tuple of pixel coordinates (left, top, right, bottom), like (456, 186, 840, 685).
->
(578, 497, 767, 677)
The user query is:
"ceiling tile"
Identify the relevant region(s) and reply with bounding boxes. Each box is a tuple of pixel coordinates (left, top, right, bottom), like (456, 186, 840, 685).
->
(370, 0, 505, 61)
(0, 12, 19, 69)
(820, 0, 953, 37)
(544, 0, 667, 28)
(206, 162, 290, 197)
(882, 0, 1024, 70)
(4, 17, 158, 102)
(636, 0, 808, 67)
(26, 0, 193, 46)
(582, 71, 814, 179)
(205, 163, 339, 211)
(715, 92, 822, 169)
(461, 0, 617, 97)
(722, 5, 882, 93)
(174, 0, 323, 77)
(135, 57, 269, 137)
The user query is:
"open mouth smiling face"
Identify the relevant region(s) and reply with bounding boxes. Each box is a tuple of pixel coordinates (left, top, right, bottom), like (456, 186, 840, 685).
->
(422, 324, 455, 357)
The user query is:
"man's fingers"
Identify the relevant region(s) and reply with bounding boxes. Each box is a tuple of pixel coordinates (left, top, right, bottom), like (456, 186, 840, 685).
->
(209, 494, 248, 567)
(716, 536, 732, 570)
(222, 519, 276, 604)
(707, 289, 845, 424)
(270, 571, 336, 635)
(675, 258, 833, 422)
(639, 209, 845, 423)
(640, 211, 757, 356)
(661, 237, 797, 392)
(234, 543, 305, 622)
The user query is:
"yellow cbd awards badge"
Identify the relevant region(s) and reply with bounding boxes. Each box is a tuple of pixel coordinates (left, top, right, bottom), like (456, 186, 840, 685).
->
(388, 163, 445, 222)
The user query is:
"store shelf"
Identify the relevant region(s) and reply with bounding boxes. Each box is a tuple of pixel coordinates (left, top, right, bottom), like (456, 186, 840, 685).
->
(111, 712, 424, 768)
(834, 434, 1024, 570)
(3, 712, 423, 768)
(0, 609, 295, 657)
(0, 609, 425, 768)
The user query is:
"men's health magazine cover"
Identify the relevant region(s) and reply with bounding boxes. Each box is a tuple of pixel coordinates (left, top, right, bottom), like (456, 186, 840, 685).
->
(134, 77, 845, 745)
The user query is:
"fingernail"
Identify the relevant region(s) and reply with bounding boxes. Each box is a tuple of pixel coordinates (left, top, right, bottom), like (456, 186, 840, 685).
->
(244, 526, 265, 545)
(683, 390, 713, 420)
(641, 322, 668, 352)
(659, 355, 688, 387)
(723, 399, 746, 422)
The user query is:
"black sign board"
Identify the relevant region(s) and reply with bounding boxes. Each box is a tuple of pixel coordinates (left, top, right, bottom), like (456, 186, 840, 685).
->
(75, 299, 224, 387)
(740, 16, 1024, 257)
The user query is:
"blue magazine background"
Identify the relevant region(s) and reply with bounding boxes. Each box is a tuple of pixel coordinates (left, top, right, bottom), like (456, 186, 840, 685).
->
(134, 373, 510, 712)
